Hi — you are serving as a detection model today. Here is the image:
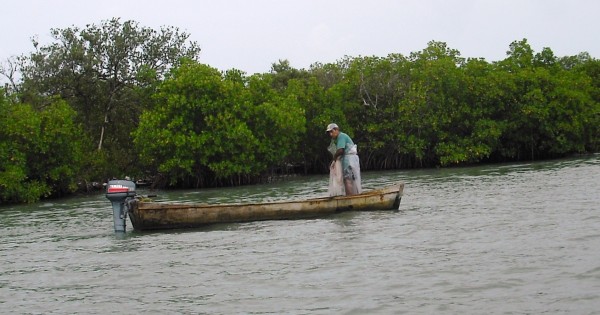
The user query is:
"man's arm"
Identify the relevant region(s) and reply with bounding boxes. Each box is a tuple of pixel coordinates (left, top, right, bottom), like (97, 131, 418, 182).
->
(333, 148, 344, 161)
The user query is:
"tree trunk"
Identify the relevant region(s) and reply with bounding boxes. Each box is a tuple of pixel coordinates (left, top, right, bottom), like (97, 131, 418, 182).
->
(98, 113, 108, 151)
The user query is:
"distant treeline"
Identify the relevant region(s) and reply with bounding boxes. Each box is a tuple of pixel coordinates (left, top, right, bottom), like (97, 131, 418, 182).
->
(1, 19, 599, 203)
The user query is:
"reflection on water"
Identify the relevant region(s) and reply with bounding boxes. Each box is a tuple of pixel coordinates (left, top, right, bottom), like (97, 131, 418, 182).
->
(1, 155, 599, 314)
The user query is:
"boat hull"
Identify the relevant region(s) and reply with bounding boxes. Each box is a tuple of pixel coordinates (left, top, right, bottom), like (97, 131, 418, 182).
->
(128, 183, 404, 230)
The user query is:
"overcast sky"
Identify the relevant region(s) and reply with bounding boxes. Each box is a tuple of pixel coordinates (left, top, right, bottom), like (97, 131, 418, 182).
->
(1, 0, 599, 78)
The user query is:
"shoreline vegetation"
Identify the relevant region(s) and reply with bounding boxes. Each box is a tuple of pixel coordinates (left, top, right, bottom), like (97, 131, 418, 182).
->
(1, 19, 599, 204)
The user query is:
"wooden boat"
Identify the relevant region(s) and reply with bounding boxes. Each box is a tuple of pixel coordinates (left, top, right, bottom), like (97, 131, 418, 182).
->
(126, 182, 404, 231)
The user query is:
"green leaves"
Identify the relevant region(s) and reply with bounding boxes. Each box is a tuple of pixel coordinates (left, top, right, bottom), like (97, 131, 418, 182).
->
(133, 61, 306, 187)
(18, 18, 201, 178)
(301, 40, 599, 168)
(5, 29, 599, 196)
(0, 96, 84, 203)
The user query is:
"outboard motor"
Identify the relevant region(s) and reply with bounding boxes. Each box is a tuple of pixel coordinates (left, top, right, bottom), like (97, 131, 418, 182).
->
(105, 180, 136, 232)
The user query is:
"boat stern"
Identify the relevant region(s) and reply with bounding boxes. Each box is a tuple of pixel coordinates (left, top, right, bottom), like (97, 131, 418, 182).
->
(105, 180, 136, 232)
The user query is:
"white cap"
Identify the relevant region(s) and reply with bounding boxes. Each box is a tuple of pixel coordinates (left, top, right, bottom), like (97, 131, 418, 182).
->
(326, 123, 339, 132)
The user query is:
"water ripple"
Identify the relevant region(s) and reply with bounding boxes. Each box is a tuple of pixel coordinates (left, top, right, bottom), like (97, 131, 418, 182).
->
(1, 155, 599, 314)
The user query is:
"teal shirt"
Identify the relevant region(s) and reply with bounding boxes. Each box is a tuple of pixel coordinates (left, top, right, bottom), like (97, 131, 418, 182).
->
(330, 132, 355, 170)
(334, 132, 354, 152)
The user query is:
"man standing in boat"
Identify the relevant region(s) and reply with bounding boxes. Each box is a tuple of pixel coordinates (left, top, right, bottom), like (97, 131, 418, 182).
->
(326, 123, 362, 195)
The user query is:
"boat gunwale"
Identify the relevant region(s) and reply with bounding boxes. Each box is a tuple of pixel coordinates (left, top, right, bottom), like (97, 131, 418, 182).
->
(136, 182, 404, 210)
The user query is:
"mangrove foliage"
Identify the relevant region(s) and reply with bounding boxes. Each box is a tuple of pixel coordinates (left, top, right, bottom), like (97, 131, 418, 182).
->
(1, 19, 599, 203)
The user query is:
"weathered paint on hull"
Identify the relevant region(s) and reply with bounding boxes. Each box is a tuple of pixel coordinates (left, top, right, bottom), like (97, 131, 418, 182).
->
(129, 183, 404, 230)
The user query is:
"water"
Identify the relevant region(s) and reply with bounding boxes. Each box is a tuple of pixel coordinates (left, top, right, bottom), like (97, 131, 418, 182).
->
(1, 155, 599, 314)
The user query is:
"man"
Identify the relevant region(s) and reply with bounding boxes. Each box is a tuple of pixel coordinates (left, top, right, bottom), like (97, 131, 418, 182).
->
(326, 123, 362, 195)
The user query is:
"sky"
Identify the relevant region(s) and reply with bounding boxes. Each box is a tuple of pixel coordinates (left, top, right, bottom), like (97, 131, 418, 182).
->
(1, 0, 599, 81)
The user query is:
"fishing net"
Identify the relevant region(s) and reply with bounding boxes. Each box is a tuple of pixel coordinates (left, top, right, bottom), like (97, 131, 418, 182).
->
(343, 145, 362, 195)
(328, 142, 344, 196)
(327, 142, 362, 196)
(328, 159, 345, 196)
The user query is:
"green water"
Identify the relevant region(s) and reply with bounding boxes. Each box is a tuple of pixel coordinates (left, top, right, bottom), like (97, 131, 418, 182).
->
(1, 155, 599, 314)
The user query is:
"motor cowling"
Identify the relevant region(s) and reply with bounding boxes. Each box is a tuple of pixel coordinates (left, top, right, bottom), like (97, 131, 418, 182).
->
(105, 180, 136, 232)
